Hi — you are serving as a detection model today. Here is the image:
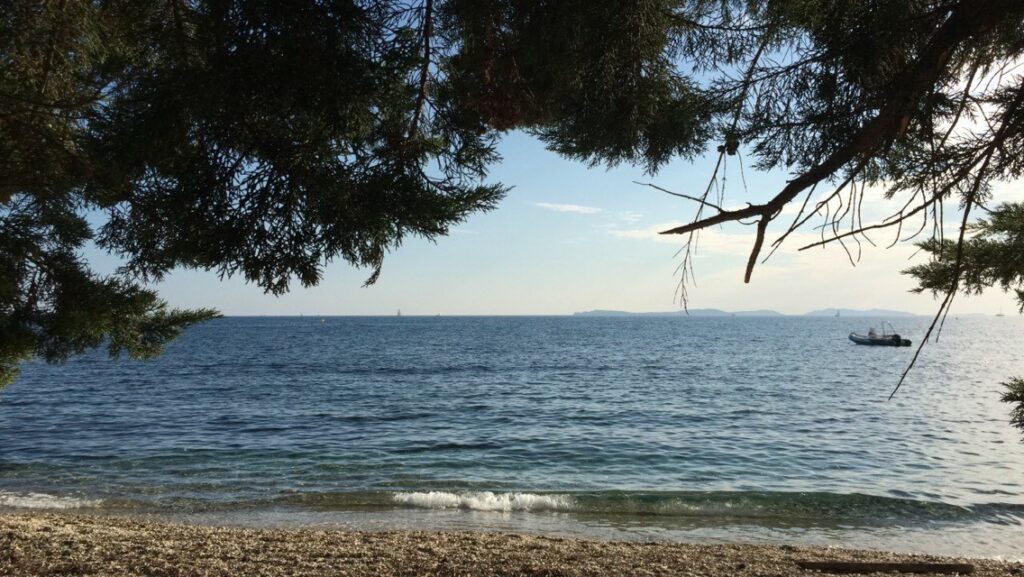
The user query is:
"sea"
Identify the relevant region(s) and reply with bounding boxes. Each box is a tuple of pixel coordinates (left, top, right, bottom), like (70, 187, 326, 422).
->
(1, 315, 1023, 558)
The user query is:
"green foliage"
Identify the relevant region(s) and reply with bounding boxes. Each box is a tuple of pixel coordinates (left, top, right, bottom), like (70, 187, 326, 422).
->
(85, 1, 506, 294)
(0, 194, 219, 389)
(905, 203, 1024, 435)
(1, 0, 504, 384)
(1004, 378, 1024, 433)
(906, 203, 1024, 313)
(0, 2, 223, 387)
(441, 0, 715, 172)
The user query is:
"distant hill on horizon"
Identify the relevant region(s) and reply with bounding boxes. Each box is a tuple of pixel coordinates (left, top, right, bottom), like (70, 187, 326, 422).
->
(573, 308, 922, 317)
(573, 309, 784, 317)
(803, 308, 919, 317)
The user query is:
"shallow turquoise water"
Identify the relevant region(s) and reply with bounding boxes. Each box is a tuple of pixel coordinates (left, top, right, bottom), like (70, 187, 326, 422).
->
(1, 316, 1022, 557)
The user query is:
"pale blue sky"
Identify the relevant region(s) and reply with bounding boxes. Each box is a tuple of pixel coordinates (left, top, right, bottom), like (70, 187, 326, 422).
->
(89, 131, 1022, 316)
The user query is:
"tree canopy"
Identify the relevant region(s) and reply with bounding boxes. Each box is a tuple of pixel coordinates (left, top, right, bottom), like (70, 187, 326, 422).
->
(3, 0, 1024, 428)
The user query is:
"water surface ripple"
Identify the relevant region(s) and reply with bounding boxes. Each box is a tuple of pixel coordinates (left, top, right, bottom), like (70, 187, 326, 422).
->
(1, 316, 1022, 557)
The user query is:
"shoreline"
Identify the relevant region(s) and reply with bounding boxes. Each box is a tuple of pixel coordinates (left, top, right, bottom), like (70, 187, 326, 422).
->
(2, 513, 1017, 576)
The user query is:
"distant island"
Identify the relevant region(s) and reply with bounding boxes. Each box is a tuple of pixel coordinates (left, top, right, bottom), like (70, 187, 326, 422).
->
(803, 308, 919, 317)
(573, 309, 781, 317)
(573, 308, 922, 317)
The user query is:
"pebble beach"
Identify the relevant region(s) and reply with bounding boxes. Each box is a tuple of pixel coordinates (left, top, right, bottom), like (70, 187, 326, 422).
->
(1, 513, 1016, 577)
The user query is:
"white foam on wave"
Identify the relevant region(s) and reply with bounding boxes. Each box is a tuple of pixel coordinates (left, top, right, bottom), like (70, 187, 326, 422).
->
(0, 490, 102, 510)
(393, 491, 573, 512)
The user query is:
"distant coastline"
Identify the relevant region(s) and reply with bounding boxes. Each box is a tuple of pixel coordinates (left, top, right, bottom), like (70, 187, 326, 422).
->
(220, 309, 1011, 318)
(573, 308, 926, 317)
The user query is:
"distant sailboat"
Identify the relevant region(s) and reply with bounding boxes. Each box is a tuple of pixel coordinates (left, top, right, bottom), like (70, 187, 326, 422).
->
(397, 309, 402, 317)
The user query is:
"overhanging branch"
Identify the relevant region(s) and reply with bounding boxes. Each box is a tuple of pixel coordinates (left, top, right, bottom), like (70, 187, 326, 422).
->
(659, 0, 1023, 283)
(407, 0, 434, 140)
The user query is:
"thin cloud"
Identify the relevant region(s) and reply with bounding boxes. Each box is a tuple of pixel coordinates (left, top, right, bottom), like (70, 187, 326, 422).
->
(608, 222, 684, 245)
(609, 222, 824, 256)
(618, 211, 644, 223)
(994, 180, 1024, 203)
(535, 202, 602, 215)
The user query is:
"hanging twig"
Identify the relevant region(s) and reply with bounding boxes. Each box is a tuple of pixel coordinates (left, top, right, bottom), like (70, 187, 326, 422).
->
(633, 182, 728, 213)
(889, 83, 1024, 400)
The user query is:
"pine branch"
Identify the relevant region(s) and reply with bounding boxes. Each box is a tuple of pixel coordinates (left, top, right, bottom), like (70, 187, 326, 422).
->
(661, 0, 1024, 285)
(890, 82, 1024, 400)
(407, 0, 434, 140)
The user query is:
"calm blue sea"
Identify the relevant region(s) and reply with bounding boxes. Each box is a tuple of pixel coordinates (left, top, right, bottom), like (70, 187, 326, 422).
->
(1, 316, 1023, 557)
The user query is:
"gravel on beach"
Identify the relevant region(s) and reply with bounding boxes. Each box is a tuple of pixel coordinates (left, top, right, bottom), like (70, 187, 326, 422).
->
(0, 513, 1015, 576)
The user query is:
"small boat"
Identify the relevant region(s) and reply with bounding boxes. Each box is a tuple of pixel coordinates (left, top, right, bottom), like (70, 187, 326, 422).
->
(849, 322, 911, 347)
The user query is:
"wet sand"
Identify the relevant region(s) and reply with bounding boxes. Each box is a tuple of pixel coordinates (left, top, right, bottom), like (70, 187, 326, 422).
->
(0, 513, 1013, 576)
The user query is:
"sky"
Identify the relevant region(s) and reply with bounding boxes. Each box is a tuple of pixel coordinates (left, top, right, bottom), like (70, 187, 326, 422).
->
(89, 131, 1024, 316)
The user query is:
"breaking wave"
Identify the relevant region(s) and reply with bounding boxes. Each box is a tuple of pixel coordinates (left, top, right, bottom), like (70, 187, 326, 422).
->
(393, 491, 573, 512)
(0, 490, 102, 510)
(385, 490, 1024, 526)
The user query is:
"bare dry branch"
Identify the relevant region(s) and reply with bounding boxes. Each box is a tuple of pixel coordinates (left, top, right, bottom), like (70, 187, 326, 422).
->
(634, 181, 727, 213)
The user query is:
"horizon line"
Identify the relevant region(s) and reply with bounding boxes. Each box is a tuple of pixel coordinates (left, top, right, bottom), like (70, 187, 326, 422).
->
(209, 310, 1008, 318)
